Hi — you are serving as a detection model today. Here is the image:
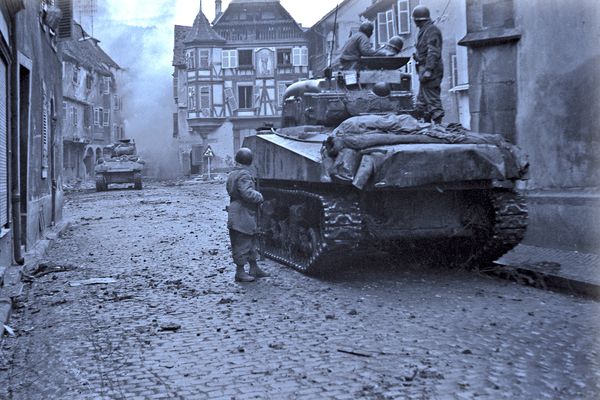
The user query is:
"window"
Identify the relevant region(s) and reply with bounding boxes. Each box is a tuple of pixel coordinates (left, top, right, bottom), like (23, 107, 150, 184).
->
(72, 66, 79, 84)
(188, 86, 196, 110)
(113, 95, 120, 110)
(85, 73, 93, 90)
(278, 81, 292, 106)
(103, 110, 110, 127)
(238, 49, 253, 69)
(103, 77, 111, 94)
(94, 107, 100, 126)
(84, 105, 91, 127)
(62, 102, 67, 120)
(186, 49, 196, 69)
(277, 49, 292, 66)
(377, 9, 396, 44)
(397, 0, 410, 34)
(71, 106, 77, 127)
(292, 47, 308, 66)
(238, 85, 253, 109)
(451, 54, 458, 88)
(222, 50, 238, 68)
(199, 50, 210, 68)
(199, 86, 210, 109)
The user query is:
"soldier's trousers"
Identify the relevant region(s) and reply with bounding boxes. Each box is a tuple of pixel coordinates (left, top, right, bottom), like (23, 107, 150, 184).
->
(229, 229, 258, 266)
(416, 77, 444, 121)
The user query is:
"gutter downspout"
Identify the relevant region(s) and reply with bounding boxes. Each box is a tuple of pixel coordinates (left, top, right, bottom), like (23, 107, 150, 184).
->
(9, 7, 23, 265)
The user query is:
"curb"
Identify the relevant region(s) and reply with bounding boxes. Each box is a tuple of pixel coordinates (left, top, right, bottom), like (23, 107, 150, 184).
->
(0, 219, 72, 338)
(487, 262, 600, 300)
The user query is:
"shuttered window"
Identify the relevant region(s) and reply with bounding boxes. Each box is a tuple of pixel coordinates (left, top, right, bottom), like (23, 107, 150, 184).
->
(0, 59, 7, 226)
(41, 85, 49, 179)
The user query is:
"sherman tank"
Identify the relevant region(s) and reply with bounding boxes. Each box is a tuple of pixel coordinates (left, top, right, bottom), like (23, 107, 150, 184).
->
(95, 139, 144, 191)
(243, 57, 528, 274)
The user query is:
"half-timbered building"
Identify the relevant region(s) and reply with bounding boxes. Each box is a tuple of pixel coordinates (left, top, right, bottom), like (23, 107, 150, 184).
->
(173, 0, 309, 175)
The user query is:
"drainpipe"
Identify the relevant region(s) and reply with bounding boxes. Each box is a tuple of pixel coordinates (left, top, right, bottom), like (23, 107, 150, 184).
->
(9, 7, 24, 265)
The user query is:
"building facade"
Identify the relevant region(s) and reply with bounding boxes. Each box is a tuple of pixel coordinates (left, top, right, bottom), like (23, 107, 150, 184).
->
(172, 0, 309, 175)
(459, 0, 600, 253)
(1, 0, 66, 269)
(60, 22, 124, 184)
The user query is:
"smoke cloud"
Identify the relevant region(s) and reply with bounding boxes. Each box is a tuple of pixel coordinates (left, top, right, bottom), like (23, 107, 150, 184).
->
(82, 1, 180, 179)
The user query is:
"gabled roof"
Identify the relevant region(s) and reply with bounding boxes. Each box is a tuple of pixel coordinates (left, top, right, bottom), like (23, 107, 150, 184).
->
(60, 22, 120, 75)
(311, 0, 354, 29)
(184, 9, 226, 45)
(173, 25, 191, 66)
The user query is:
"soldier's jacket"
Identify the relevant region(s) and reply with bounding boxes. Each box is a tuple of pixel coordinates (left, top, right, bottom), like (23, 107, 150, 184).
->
(415, 20, 443, 78)
(226, 166, 263, 235)
(338, 31, 376, 64)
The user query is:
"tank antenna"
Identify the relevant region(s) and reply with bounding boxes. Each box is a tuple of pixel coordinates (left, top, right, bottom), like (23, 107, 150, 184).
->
(327, 4, 339, 70)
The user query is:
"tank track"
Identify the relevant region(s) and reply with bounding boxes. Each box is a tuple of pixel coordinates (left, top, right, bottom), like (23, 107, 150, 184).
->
(463, 190, 528, 267)
(260, 187, 363, 273)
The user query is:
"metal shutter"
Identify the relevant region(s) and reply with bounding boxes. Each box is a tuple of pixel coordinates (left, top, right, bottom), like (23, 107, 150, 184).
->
(0, 59, 8, 226)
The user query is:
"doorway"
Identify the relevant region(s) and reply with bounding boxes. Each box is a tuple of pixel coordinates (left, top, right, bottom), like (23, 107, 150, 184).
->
(19, 65, 30, 246)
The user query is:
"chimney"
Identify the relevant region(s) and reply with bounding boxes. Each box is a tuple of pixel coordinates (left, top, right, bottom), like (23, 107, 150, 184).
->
(215, 0, 222, 18)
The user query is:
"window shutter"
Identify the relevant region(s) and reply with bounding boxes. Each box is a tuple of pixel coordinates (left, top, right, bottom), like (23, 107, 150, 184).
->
(0, 59, 7, 226)
(41, 85, 49, 179)
(56, 0, 73, 39)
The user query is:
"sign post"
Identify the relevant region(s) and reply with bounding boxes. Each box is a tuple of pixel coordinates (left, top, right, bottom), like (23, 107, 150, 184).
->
(203, 145, 214, 180)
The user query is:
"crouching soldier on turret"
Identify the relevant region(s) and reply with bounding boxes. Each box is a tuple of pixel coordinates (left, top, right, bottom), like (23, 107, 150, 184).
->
(226, 148, 270, 282)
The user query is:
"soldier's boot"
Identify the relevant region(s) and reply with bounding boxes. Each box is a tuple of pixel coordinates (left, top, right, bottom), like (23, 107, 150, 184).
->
(235, 265, 255, 282)
(432, 116, 443, 125)
(249, 261, 270, 278)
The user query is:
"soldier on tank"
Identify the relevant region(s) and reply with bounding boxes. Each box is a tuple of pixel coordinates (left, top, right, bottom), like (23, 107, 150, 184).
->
(226, 148, 269, 282)
(375, 36, 404, 57)
(412, 5, 445, 124)
(337, 21, 377, 70)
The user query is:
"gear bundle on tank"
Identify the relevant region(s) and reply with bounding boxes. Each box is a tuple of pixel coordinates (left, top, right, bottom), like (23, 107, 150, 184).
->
(243, 57, 528, 274)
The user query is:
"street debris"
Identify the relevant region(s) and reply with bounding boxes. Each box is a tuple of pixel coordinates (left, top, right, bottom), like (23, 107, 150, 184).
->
(268, 342, 284, 350)
(337, 348, 372, 358)
(24, 262, 77, 280)
(218, 298, 234, 304)
(2, 324, 16, 337)
(159, 323, 181, 332)
(68, 278, 117, 287)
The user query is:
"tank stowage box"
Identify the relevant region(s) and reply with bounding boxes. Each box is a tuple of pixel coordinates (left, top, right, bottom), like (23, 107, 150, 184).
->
(95, 139, 145, 191)
(243, 57, 528, 274)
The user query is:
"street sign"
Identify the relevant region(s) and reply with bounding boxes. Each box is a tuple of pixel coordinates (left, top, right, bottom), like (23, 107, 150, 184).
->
(203, 146, 214, 158)
(203, 146, 214, 179)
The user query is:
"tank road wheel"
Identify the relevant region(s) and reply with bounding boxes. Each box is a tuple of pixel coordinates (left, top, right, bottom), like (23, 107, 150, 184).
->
(259, 187, 363, 274)
(133, 173, 143, 190)
(95, 176, 107, 192)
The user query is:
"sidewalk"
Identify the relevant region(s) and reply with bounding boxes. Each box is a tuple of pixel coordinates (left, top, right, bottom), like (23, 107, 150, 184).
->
(496, 244, 600, 299)
(0, 220, 71, 337)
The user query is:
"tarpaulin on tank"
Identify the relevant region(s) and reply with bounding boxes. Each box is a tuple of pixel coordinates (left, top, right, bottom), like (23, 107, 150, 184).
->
(321, 114, 528, 189)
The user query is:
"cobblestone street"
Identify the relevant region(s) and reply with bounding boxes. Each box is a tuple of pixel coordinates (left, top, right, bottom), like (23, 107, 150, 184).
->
(1, 180, 599, 399)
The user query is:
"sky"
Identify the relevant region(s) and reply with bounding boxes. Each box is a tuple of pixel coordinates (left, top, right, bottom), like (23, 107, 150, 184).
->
(79, 0, 342, 177)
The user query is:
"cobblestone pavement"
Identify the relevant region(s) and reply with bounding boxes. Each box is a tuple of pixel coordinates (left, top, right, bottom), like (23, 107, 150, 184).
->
(1, 180, 599, 399)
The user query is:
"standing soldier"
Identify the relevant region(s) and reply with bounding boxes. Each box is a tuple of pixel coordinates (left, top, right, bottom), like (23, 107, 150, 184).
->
(226, 148, 269, 282)
(412, 5, 445, 124)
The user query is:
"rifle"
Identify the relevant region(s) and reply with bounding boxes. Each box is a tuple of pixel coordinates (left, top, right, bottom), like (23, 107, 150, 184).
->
(256, 176, 265, 260)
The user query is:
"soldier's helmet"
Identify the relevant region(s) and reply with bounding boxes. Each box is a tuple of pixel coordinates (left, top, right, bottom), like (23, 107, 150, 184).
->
(359, 21, 374, 38)
(412, 5, 431, 21)
(235, 147, 253, 166)
(387, 36, 404, 52)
